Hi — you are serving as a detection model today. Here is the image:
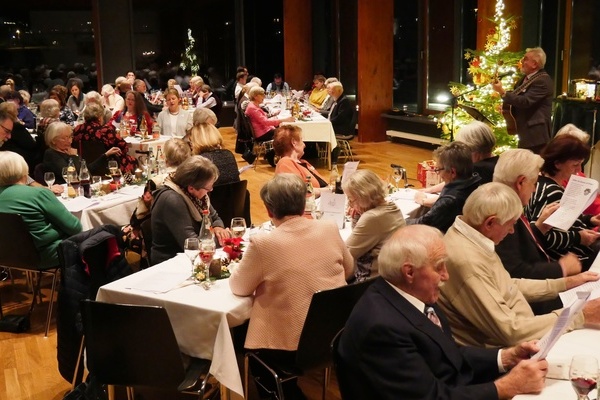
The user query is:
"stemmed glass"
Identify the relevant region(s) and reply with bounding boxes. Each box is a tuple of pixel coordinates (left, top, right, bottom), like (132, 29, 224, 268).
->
(61, 167, 69, 184)
(199, 240, 216, 288)
(392, 168, 403, 190)
(231, 217, 247, 239)
(570, 355, 599, 400)
(108, 160, 118, 176)
(184, 238, 200, 278)
(44, 172, 55, 189)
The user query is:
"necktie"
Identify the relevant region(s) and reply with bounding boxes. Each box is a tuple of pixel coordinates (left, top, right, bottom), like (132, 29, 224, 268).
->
(520, 214, 551, 262)
(425, 306, 442, 330)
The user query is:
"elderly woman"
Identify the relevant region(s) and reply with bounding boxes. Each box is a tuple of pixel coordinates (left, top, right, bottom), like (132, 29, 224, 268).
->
(229, 173, 353, 399)
(526, 135, 600, 268)
(109, 90, 154, 134)
(83, 90, 113, 123)
(6, 90, 35, 129)
(37, 99, 61, 137)
(189, 110, 239, 186)
(189, 76, 204, 106)
(49, 86, 76, 125)
(66, 78, 86, 115)
(150, 156, 231, 265)
(343, 169, 406, 282)
(156, 88, 193, 138)
(455, 121, 498, 183)
(101, 84, 124, 115)
(0, 102, 38, 172)
(273, 124, 327, 194)
(308, 74, 327, 108)
(0, 151, 81, 267)
(72, 103, 136, 174)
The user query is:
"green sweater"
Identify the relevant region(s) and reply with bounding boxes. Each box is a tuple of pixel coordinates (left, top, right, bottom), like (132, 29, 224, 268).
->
(0, 184, 82, 268)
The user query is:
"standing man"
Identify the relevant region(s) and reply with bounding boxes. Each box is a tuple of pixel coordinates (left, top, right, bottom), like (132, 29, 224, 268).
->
(492, 47, 554, 154)
(337, 224, 549, 400)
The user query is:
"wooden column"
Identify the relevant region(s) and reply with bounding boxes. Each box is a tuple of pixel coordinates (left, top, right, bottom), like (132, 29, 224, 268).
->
(283, 0, 312, 89)
(356, 0, 393, 142)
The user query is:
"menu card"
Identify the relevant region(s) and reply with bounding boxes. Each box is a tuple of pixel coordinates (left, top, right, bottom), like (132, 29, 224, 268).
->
(319, 191, 346, 229)
(544, 175, 598, 231)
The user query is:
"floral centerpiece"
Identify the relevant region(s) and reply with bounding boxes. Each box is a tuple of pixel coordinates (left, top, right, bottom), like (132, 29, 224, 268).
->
(192, 237, 244, 281)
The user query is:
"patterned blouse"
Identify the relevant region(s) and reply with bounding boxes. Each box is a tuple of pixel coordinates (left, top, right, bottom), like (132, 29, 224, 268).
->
(73, 120, 137, 173)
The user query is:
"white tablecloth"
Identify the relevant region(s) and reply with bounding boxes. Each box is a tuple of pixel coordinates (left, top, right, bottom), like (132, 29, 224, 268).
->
(60, 185, 143, 230)
(124, 135, 170, 162)
(96, 253, 253, 397)
(514, 329, 600, 399)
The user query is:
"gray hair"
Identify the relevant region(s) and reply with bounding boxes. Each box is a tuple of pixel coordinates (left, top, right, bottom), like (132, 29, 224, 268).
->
(493, 149, 543, 186)
(0, 151, 29, 186)
(378, 225, 444, 284)
(45, 121, 72, 148)
(555, 123, 590, 144)
(82, 102, 104, 122)
(172, 155, 219, 190)
(163, 138, 191, 167)
(342, 169, 387, 211)
(192, 107, 217, 126)
(325, 77, 339, 85)
(18, 90, 31, 105)
(40, 98, 60, 118)
(248, 86, 265, 101)
(84, 90, 102, 105)
(526, 47, 546, 68)
(101, 84, 115, 96)
(462, 182, 522, 227)
(455, 121, 496, 155)
(434, 141, 473, 179)
(250, 77, 262, 87)
(260, 173, 306, 219)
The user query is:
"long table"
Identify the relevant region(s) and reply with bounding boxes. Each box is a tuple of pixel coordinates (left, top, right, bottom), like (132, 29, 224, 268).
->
(96, 253, 252, 398)
(124, 135, 170, 162)
(514, 329, 600, 399)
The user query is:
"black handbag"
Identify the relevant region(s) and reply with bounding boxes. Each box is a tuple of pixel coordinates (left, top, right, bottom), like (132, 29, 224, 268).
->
(0, 314, 31, 333)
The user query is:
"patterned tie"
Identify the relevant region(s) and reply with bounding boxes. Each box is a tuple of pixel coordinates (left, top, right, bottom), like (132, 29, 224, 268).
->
(425, 306, 443, 330)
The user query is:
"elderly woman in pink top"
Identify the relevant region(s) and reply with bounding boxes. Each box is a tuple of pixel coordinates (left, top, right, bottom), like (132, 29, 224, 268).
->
(229, 173, 353, 399)
(245, 86, 294, 166)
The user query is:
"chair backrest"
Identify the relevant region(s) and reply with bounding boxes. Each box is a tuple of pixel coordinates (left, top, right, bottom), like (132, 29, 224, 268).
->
(0, 213, 41, 269)
(79, 140, 107, 173)
(208, 179, 251, 228)
(295, 279, 375, 372)
(80, 299, 186, 388)
(241, 113, 258, 140)
(33, 163, 46, 185)
(330, 327, 372, 400)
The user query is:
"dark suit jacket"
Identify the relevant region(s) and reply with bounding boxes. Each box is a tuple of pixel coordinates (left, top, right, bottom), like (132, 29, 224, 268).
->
(329, 94, 354, 136)
(473, 156, 498, 184)
(503, 69, 553, 150)
(337, 278, 500, 400)
(142, 95, 163, 115)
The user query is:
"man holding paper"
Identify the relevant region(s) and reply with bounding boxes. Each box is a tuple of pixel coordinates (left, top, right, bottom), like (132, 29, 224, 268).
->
(439, 183, 600, 348)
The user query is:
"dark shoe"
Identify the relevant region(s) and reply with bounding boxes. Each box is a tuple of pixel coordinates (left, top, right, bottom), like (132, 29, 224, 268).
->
(242, 151, 257, 165)
(265, 150, 276, 167)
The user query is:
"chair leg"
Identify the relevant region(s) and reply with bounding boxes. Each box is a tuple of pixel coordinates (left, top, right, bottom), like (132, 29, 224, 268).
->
(244, 354, 250, 399)
(72, 336, 85, 389)
(44, 269, 59, 337)
(322, 367, 331, 400)
(107, 385, 115, 400)
(126, 386, 135, 400)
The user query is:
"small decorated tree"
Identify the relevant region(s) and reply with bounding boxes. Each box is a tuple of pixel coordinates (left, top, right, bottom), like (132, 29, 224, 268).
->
(438, 0, 524, 150)
(180, 29, 200, 75)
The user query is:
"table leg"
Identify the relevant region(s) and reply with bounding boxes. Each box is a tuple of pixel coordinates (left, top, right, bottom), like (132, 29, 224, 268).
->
(327, 142, 331, 170)
(220, 384, 244, 400)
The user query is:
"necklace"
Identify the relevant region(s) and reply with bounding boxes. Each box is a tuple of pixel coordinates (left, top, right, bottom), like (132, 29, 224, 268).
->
(169, 109, 180, 116)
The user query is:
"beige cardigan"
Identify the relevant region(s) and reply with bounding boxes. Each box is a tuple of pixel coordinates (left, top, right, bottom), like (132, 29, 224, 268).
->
(229, 216, 354, 350)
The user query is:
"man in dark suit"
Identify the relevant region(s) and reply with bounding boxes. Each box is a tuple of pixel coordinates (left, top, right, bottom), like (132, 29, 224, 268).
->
(337, 224, 548, 400)
(328, 82, 354, 164)
(493, 47, 553, 154)
(133, 79, 163, 115)
(494, 149, 582, 314)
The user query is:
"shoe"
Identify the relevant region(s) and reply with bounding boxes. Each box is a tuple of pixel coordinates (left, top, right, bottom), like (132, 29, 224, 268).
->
(265, 150, 276, 167)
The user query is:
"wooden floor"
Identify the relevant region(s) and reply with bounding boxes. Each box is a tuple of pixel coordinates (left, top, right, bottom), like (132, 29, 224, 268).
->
(0, 127, 435, 400)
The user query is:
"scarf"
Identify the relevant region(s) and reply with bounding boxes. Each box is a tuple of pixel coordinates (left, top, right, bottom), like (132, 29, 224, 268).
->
(163, 173, 209, 222)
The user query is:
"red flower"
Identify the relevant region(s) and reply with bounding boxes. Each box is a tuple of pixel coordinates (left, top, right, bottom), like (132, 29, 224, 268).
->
(222, 237, 245, 260)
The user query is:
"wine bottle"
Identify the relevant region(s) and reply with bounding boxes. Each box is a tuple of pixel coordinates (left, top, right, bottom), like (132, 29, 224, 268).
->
(79, 159, 91, 198)
(199, 209, 214, 243)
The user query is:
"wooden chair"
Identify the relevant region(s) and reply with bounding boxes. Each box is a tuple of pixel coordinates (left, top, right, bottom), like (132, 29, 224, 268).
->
(0, 212, 59, 337)
(243, 279, 375, 400)
(242, 113, 273, 168)
(208, 180, 251, 228)
(80, 300, 215, 400)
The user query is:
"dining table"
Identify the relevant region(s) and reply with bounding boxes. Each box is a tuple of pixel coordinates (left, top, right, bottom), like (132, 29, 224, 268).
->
(59, 184, 144, 230)
(124, 135, 171, 165)
(514, 328, 600, 399)
(96, 253, 252, 398)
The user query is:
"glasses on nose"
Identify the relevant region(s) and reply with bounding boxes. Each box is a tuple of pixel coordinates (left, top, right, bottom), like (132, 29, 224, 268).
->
(433, 167, 445, 173)
(61, 135, 74, 140)
(0, 124, 12, 135)
(201, 186, 213, 192)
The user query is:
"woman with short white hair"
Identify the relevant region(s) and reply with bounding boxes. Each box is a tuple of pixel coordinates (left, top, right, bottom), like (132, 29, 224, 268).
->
(0, 151, 81, 267)
(455, 121, 498, 183)
(101, 84, 124, 115)
(37, 98, 61, 137)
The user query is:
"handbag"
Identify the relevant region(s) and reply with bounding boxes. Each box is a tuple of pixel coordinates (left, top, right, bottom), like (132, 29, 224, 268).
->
(0, 314, 31, 333)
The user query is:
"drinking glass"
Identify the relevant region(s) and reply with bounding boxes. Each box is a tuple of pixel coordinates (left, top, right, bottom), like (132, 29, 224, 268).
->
(392, 168, 403, 189)
(231, 218, 247, 238)
(108, 160, 119, 176)
(44, 172, 55, 189)
(199, 240, 216, 285)
(184, 238, 200, 277)
(570, 355, 599, 400)
(111, 168, 122, 186)
(92, 175, 102, 196)
(61, 167, 69, 184)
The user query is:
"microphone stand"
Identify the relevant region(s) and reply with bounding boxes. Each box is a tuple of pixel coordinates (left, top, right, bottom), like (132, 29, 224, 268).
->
(450, 86, 485, 141)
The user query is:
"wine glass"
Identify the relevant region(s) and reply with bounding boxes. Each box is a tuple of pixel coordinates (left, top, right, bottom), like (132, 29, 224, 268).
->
(108, 160, 119, 176)
(199, 240, 216, 285)
(184, 238, 199, 278)
(61, 167, 69, 184)
(570, 355, 599, 400)
(392, 168, 403, 189)
(111, 168, 122, 186)
(44, 172, 55, 189)
(231, 217, 247, 238)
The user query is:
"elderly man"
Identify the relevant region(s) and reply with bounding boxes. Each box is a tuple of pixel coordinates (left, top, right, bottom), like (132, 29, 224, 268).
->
(338, 224, 549, 400)
(133, 79, 162, 115)
(492, 47, 553, 153)
(438, 182, 600, 347)
(0, 108, 13, 148)
(406, 141, 481, 232)
(318, 77, 339, 117)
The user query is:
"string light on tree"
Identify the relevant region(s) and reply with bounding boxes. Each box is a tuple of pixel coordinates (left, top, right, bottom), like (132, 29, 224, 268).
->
(180, 29, 200, 75)
(437, 0, 524, 149)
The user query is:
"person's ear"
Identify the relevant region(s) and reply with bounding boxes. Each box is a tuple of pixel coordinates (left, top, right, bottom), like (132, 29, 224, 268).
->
(402, 263, 415, 284)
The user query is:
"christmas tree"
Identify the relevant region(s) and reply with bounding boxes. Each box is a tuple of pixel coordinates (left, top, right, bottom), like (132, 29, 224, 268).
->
(437, 0, 524, 149)
(180, 29, 200, 75)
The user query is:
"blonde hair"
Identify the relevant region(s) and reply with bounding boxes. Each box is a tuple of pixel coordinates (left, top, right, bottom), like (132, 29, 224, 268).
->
(163, 138, 191, 167)
(40, 98, 60, 118)
(0, 151, 28, 186)
(0, 101, 18, 121)
(342, 169, 387, 210)
(189, 124, 223, 154)
(192, 107, 217, 125)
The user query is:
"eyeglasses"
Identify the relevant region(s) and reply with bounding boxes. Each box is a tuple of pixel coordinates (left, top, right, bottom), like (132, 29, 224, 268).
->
(201, 185, 213, 192)
(433, 167, 446, 173)
(60, 135, 74, 140)
(0, 124, 12, 135)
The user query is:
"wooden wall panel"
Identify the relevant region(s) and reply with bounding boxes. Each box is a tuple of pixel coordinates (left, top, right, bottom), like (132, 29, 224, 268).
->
(477, 0, 523, 51)
(357, 0, 393, 142)
(283, 0, 312, 89)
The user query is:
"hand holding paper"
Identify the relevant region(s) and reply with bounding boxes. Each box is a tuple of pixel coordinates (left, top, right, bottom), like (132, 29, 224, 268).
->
(544, 175, 599, 231)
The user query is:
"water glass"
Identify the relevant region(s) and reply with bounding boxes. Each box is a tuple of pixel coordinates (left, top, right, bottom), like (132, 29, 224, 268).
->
(44, 172, 55, 189)
(184, 238, 199, 278)
(231, 217, 247, 238)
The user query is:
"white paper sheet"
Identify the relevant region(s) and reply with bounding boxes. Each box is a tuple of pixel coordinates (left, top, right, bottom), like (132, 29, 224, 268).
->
(341, 161, 359, 183)
(544, 175, 598, 231)
(126, 270, 191, 294)
(319, 192, 346, 229)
